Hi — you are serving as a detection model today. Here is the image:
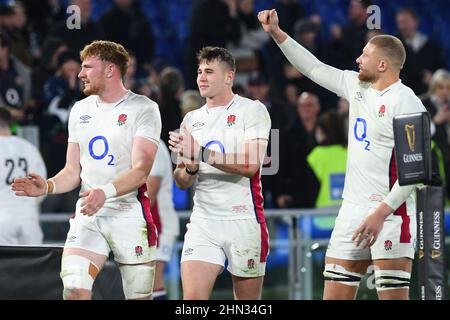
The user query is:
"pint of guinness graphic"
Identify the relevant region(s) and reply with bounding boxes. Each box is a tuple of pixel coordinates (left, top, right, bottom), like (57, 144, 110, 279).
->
(393, 112, 432, 186)
(416, 186, 446, 300)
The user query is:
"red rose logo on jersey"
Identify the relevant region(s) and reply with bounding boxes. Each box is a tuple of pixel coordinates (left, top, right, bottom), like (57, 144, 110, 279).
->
(227, 115, 236, 126)
(117, 114, 127, 126)
(247, 259, 255, 269)
(384, 240, 392, 251)
(135, 245, 143, 257)
(378, 105, 386, 118)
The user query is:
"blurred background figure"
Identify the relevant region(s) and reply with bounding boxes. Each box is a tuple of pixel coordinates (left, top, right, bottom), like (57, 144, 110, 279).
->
(41, 49, 82, 177)
(158, 66, 184, 146)
(396, 7, 446, 96)
(421, 69, 450, 199)
(0, 31, 31, 125)
(327, 0, 371, 70)
(227, 0, 270, 86)
(183, 0, 242, 89)
(307, 111, 347, 228)
(99, 0, 154, 70)
(180, 89, 204, 118)
(146, 140, 180, 300)
(277, 92, 320, 208)
(47, 0, 104, 54)
(0, 106, 46, 245)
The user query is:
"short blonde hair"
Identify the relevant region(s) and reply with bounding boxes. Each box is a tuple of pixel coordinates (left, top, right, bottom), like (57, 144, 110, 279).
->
(369, 35, 406, 70)
(429, 69, 450, 95)
(180, 90, 205, 117)
(80, 40, 129, 77)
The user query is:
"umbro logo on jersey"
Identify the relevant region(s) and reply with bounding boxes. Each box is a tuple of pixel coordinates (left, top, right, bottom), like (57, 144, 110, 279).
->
(355, 91, 363, 101)
(192, 122, 205, 128)
(80, 115, 91, 123)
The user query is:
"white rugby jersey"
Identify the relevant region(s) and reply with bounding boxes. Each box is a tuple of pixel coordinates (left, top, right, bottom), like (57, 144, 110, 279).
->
(279, 36, 426, 214)
(149, 140, 179, 236)
(68, 90, 161, 216)
(181, 94, 271, 221)
(0, 136, 46, 210)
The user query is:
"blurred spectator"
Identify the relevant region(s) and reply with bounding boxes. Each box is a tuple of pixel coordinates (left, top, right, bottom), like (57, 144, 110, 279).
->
(0, 31, 31, 123)
(159, 66, 183, 145)
(262, 0, 306, 91)
(293, 18, 323, 57)
(47, 0, 105, 54)
(327, 0, 371, 70)
(421, 69, 450, 197)
(247, 72, 294, 207)
(279, 62, 336, 112)
(306, 111, 347, 234)
(247, 72, 293, 130)
(274, 0, 306, 37)
(277, 92, 321, 208)
(41, 49, 82, 177)
(123, 51, 137, 91)
(337, 97, 350, 132)
(0, 1, 33, 67)
(307, 111, 347, 208)
(228, 0, 270, 82)
(31, 37, 67, 110)
(180, 89, 204, 118)
(21, 0, 65, 60)
(396, 7, 446, 95)
(99, 0, 154, 69)
(184, 0, 242, 89)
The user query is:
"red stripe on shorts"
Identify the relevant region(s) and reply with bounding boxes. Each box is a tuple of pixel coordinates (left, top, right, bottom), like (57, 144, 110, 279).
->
(389, 149, 411, 243)
(137, 185, 157, 247)
(259, 222, 269, 263)
(250, 168, 269, 262)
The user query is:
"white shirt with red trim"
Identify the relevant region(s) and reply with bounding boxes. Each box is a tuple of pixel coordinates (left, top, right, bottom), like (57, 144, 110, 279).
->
(278, 36, 426, 213)
(68, 90, 161, 217)
(0, 136, 47, 211)
(180, 94, 271, 221)
(341, 75, 426, 211)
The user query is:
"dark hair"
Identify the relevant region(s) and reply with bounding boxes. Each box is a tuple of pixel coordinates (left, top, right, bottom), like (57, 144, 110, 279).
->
(80, 40, 129, 77)
(197, 46, 236, 72)
(0, 107, 12, 129)
(358, 0, 372, 9)
(0, 31, 11, 48)
(317, 111, 347, 147)
(160, 66, 184, 99)
(397, 7, 418, 20)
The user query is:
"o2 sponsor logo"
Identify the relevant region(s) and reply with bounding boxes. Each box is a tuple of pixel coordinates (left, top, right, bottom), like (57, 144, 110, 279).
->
(354, 118, 371, 151)
(88, 136, 115, 165)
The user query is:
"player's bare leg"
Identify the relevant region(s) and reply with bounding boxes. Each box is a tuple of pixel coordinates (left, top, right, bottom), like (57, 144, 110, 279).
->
(232, 275, 264, 300)
(323, 257, 371, 300)
(181, 260, 223, 300)
(153, 261, 167, 299)
(372, 258, 412, 300)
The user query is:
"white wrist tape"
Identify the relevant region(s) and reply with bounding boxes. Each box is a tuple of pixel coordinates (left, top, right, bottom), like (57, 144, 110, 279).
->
(99, 183, 117, 199)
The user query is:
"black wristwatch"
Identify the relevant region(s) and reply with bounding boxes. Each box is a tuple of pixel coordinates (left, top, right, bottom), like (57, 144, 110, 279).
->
(185, 166, 199, 176)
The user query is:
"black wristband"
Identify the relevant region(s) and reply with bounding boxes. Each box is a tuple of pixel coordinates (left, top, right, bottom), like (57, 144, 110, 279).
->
(200, 146, 211, 163)
(185, 166, 199, 176)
